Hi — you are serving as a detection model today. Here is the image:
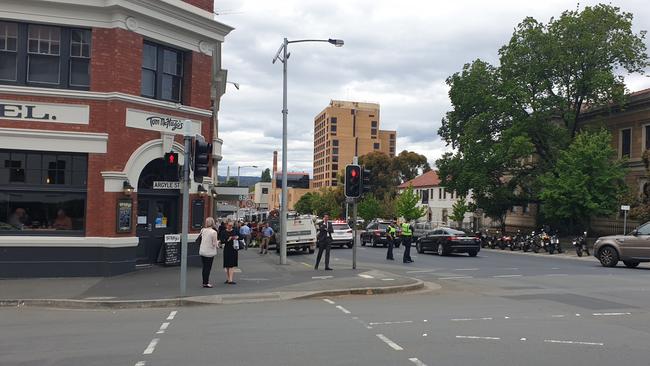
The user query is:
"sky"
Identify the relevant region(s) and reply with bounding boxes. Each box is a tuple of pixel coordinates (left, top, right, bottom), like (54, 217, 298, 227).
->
(213, 0, 650, 178)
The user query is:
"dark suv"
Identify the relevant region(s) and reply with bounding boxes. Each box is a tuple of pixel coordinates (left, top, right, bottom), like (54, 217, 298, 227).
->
(361, 221, 401, 248)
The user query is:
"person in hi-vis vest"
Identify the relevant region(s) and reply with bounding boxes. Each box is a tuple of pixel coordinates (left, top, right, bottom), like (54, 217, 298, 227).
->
(401, 221, 415, 263)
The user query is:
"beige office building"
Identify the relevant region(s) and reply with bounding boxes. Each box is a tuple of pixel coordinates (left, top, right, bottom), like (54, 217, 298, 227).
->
(313, 100, 396, 188)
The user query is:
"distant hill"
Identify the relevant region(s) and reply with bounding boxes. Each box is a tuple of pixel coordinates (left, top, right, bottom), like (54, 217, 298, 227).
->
(217, 175, 263, 187)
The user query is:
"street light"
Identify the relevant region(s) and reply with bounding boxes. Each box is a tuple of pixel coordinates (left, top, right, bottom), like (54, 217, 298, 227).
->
(237, 165, 259, 186)
(272, 36, 344, 265)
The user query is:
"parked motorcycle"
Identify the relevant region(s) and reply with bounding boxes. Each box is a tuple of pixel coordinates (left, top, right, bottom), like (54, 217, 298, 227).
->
(531, 231, 543, 253)
(511, 230, 524, 251)
(573, 231, 589, 257)
(521, 233, 531, 252)
(547, 231, 562, 254)
(489, 230, 500, 249)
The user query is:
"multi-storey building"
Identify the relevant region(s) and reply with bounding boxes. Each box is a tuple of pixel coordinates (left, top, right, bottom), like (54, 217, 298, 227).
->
(313, 100, 396, 189)
(0, 0, 233, 277)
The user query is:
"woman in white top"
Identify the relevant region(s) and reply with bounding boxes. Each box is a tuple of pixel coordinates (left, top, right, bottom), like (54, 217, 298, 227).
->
(199, 217, 220, 288)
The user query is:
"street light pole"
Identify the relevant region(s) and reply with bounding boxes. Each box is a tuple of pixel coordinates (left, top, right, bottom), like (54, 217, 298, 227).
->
(237, 165, 259, 187)
(273, 37, 344, 266)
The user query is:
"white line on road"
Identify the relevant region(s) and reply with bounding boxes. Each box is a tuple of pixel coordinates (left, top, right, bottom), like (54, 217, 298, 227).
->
(406, 269, 438, 273)
(409, 357, 428, 366)
(593, 312, 631, 316)
(240, 278, 270, 281)
(545, 274, 569, 277)
(551, 267, 561, 270)
(451, 318, 474, 321)
(381, 278, 395, 281)
(439, 276, 473, 280)
(143, 338, 159, 355)
(336, 305, 351, 314)
(166, 311, 177, 320)
(134, 362, 146, 366)
(544, 339, 604, 346)
(504, 268, 519, 270)
(454, 268, 479, 271)
(369, 320, 414, 325)
(376, 334, 404, 350)
(551, 315, 566, 318)
(156, 322, 170, 334)
(456, 335, 501, 340)
(301, 262, 312, 267)
(312, 276, 334, 279)
(422, 333, 428, 337)
(493, 274, 523, 278)
(358, 274, 374, 279)
(323, 299, 336, 305)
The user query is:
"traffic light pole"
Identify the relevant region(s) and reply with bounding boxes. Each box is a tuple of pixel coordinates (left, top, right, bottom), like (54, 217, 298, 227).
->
(352, 199, 357, 269)
(180, 132, 191, 297)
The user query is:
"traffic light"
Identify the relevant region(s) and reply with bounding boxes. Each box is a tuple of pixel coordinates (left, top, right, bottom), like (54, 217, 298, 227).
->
(193, 137, 212, 183)
(362, 167, 371, 194)
(164, 152, 178, 168)
(345, 164, 361, 198)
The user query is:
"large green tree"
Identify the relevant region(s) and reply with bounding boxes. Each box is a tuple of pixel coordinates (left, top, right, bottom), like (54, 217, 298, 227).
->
(392, 151, 431, 183)
(359, 150, 430, 199)
(358, 195, 382, 221)
(449, 196, 469, 227)
(437, 4, 648, 228)
(294, 192, 316, 215)
(539, 130, 626, 232)
(396, 186, 426, 222)
(260, 168, 272, 182)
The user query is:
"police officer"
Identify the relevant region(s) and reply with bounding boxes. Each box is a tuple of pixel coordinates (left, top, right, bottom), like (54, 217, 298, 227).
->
(385, 222, 397, 260)
(401, 220, 414, 263)
(315, 214, 334, 270)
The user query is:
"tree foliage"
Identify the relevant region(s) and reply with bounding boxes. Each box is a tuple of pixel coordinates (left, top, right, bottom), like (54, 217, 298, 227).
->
(260, 168, 272, 182)
(396, 186, 426, 222)
(437, 4, 647, 227)
(392, 151, 431, 183)
(449, 196, 469, 226)
(539, 130, 627, 231)
(359, 150, 430, 199)
(294, 192, 315, 215)
(358, 195, 382, 221)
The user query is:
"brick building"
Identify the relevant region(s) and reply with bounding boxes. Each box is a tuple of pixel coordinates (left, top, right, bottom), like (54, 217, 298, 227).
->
(0, 0, 233, 277)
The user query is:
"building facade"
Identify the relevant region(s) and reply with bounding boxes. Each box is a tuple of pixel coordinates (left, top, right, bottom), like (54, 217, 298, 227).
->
(252, 182, 271, 210)
(313, 100, 396, 189)
(268, 172, 312, 211)
(0, 0, 233, 277)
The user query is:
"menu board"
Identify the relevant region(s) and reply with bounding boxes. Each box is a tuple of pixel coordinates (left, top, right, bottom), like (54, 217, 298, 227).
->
(164, 240, 180, 266)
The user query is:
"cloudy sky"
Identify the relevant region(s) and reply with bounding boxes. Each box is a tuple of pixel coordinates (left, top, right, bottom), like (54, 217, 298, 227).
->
(213, 0, 650, 178)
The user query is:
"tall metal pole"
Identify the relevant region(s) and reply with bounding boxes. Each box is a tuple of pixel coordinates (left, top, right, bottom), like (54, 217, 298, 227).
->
(237, 166, 241, 187)
(352, 200, 357, 269)
(180, 132, 191, 296)
(280, 37, 289, 265)
(623, 210, 628, 235)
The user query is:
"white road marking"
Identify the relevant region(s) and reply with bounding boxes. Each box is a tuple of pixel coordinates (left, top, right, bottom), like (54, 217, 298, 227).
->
(358, 274, 374, 279)
(520, 338, 527, 341)
(323, 299, 336, 304)
(406, 269, 438, 273)
(593, 312, 631, 316)
(312, 276, 334, 279)
(493, 274, 523, 278)
(544, 339, 604, 346)
(134, 362, 146, 366)
(552, 315, 566, 318)
(504, 316, 510, 319)
(83, 296, 116, 300)
(301, 262, 312, 267)
(456, 335, 501, 340)
(480, 317, 493, 320)
(422, 333, 428, 337)
(504, 268, 519, 270)
(423, 319, 428, 322)
(409, 357, 428, 366)
(143, 338, 159, 355)
(336, 305, 351, 314)
(545, 274, 569, 277)
(369, 320, 414, 325)
(439, 276, 473, 280)
(551, 267, 561, 270)
(166, 311, 177, 320)
(451, 318, 474, 321)
(376, 334, 404, 350)
(576, 314, 581, 317)
(233, 268, 242, 273)
(156, 322, 170, 334)
(454, 268, 479, 271)
(240, 278, 269, 281)
(381, 278, 395, 281)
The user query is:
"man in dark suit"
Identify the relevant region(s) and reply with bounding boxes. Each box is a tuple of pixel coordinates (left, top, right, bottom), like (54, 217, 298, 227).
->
(315, 214, 334, 270)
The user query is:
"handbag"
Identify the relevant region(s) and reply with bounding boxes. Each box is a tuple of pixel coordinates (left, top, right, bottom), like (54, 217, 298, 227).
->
(195, 234, 202, 245)
(233, 239, 240, 250)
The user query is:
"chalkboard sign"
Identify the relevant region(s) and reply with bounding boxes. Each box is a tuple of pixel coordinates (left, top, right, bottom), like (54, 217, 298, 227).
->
(164, 238, 180, 266)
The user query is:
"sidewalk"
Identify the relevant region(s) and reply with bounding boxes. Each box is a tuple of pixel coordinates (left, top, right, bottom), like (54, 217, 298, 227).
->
(0, 250, 425, 308)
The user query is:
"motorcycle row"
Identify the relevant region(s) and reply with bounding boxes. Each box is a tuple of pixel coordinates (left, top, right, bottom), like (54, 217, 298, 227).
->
(475, 229, 590, 257)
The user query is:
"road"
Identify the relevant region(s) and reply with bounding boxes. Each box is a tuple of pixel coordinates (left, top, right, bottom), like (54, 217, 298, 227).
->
(2, 245, 650, 366)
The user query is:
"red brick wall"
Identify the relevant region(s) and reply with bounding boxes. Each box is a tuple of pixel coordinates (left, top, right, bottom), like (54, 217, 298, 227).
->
(183, 0, 214, 12)
(183, 51, 213, 111)
(91, 28, 142, 95)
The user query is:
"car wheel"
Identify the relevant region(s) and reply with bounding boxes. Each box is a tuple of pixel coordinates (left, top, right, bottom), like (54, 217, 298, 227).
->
(417, 242, 424, 254)
(576, 248, 583, 257)
(623, 261, 640, 268)
(598, 246, 619, 267)
(437, 243, 446, 256)
(372, 237, 377, 247)
(468, 249, 478, 257)
(347, 242, 353, 249)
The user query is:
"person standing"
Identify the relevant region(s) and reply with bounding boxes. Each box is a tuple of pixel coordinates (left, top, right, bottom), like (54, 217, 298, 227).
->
(198, 217, 219, 288)
(385, 222, 397, 261)
(315, 214, 334, 270)
(401, 220, 415, 263)
(219, 221, 239, 284)
(260, 222, 273, 254)
(239, 222, 251, 251)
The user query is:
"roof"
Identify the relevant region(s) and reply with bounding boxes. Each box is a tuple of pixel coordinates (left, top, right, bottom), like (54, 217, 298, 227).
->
(398, 170, 441, 189)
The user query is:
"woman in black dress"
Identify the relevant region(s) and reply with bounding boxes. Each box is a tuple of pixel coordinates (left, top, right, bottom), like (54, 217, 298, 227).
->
(219, 221, 239, 284)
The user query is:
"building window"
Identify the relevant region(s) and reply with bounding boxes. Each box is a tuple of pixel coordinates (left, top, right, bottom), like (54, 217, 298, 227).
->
(439, 188, 442, 200)
(645, 125, 650, 151)
(262, 188, 268, 194)
(621, 128, 631, 158)
(422, 189, 429, 204)
(332, 156, 338, 163)
(373, 143, 380, 149)
(371, 121, 377, 127)
(0, 149, 87, 235)
(332, 172, 337, 178)
(331, 125, 337, 133)
(333, 147, 339, 155)
(141, 42, 183, 102)
(332, 164, 338, 171)
(333, 140, 339, 147)
(0, 21, 90, 89)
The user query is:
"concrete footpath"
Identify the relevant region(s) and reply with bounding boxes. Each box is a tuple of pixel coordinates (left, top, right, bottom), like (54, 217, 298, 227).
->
(0, 250, 425, 309)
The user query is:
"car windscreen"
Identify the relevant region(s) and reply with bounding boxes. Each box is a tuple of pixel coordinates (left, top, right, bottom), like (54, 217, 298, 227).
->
(332, 224, 350, 231)
(378, 224, 388, 230)
(446, 229, 468, 235)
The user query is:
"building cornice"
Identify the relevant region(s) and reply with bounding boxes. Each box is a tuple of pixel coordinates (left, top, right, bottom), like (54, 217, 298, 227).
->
(0, 127, 108, 153)
(0, 85, 212, 117)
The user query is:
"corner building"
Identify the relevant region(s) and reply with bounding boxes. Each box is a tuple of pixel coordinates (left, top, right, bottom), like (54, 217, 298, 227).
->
(0, 0, 233, 277)
(313, 100, 396, 189)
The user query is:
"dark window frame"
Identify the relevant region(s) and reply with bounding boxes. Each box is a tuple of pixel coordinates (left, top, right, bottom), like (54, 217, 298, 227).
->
(621, 128, 631, 158)
(0, 21, 91, 90)
(141, 41, 184, 103)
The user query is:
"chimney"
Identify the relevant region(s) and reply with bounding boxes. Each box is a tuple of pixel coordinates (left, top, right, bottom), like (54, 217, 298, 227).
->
(182, 0, 213, 12)
(273, 151, 278, 174)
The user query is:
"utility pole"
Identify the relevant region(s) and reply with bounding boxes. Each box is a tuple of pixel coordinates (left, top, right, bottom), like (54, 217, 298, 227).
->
(352, 156, 358, 269)
(279, 37, 289, 265)
(180, 121, 192, 297)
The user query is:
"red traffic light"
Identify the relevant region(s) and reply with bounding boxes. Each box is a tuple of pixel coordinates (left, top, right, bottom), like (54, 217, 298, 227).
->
(351, 169, 358, 178)
(168, 154, 175, 164)
(164, 152, 178, 167)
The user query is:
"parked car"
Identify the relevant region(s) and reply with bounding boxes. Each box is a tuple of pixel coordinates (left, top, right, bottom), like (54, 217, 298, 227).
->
(331, 221, 353, 248)
(594, 221, 650, 268)
(268, 214, 316, 254)
(361, 221, 401, 248)
(416, 227, 480, 257)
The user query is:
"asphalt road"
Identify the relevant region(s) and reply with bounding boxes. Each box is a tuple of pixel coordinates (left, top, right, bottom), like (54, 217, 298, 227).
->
(2, 245, 650, 366)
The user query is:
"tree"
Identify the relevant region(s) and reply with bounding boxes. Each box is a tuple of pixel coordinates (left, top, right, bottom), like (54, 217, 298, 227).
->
(358, 195, 382, 221)
(449, 196, 469, 227)
(359, 150, 430, 199)
(311, 188, 343, 218)
(220, 178, 238, 187)
(396, 186, 426, 222)
(437, 4, 648, 226)
(260, 168, 272, 183)
(539, 130, 627, 232)
(392, 150, 431, 183)
(294, 192, 315, 215)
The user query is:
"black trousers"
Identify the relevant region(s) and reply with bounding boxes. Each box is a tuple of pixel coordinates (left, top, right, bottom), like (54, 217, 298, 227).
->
(315, 242, 331, 269)
(402, 237, 412, 262)
(386, 239, 394, 260)
(201, 256, 214, 284)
